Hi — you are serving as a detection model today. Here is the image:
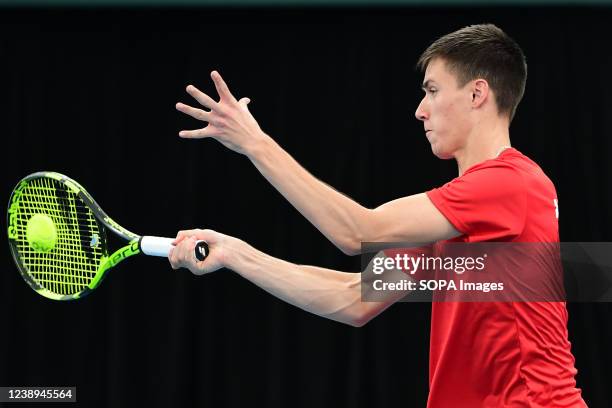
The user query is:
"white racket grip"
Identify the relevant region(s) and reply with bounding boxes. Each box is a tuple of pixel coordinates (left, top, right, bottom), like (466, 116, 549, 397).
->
(140, 236, 174, 257)
(139, 236, 210, 261)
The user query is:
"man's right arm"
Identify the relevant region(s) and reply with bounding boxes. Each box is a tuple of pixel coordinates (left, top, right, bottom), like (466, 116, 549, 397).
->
(246, 134, 460, 254)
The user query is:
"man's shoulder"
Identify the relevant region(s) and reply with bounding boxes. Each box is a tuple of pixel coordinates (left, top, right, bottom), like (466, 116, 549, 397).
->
(461, 148, 555, 191)
(463, 148, 534, 173)
(428, 148, 558, 242)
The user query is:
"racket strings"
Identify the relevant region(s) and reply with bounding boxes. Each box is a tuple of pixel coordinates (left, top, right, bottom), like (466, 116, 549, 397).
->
(12, 177, 106, 296)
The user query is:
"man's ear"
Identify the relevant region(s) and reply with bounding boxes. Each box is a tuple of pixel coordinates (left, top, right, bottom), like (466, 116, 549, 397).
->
(471, 79, 490, 109)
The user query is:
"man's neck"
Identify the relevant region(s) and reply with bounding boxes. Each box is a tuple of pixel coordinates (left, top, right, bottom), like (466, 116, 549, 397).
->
(454, 120, 511, 176)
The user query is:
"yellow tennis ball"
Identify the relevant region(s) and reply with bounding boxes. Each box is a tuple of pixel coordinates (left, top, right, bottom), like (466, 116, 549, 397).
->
(26, 214, 57, 252)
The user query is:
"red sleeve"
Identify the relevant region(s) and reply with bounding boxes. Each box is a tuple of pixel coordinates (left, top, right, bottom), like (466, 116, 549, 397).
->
(426, 163, 527, 242)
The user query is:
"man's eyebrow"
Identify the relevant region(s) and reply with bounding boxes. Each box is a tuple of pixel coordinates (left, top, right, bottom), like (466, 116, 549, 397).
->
(421, 79, 436, 90)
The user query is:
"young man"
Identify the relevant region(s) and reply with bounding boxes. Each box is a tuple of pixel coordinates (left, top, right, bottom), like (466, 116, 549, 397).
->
(169, 24, 587, 407)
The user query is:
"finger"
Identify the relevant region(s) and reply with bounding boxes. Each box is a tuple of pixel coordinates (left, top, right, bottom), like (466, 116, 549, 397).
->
(238, 97, 251, 112)
(211, 71, 237, 103)
(186, 85, 218, 109)
(176, 102, 211, 122)
(178, 127, 214, 139)
(175, 237, 195, 261)
(175, 230, 190, 241)
(174, 230, 199, 245)
(168, 247, 180, 270)
(191, 228, 217, 244)
(182, 237, 199, 268)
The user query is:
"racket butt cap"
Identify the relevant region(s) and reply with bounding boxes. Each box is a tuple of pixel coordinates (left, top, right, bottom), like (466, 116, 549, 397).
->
(195, 240, 209, 261)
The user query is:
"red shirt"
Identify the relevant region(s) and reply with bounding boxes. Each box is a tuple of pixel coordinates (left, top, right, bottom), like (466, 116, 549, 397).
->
(425, 148, 586, 408)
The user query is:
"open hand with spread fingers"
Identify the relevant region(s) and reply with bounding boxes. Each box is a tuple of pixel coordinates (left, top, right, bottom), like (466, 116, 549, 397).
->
(176, 70, 267, 156)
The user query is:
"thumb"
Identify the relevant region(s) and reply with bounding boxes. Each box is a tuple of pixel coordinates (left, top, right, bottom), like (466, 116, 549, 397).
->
(238, 97, 251, 110)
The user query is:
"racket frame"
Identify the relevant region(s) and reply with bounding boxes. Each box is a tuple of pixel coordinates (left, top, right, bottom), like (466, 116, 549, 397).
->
(8, 171, 144, 300)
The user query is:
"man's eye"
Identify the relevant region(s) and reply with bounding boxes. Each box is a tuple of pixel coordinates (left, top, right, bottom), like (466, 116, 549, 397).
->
(429, 88, 437, 94)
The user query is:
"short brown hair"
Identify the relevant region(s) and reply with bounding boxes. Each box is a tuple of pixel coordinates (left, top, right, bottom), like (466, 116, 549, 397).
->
(417, 24, 527, 121)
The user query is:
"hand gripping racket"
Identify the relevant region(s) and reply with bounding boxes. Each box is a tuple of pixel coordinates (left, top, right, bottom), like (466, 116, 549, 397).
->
(7, 171, 209, 301)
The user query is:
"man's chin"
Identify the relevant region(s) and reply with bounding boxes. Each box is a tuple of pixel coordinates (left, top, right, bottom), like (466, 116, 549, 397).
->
(431, 145, 454, 160)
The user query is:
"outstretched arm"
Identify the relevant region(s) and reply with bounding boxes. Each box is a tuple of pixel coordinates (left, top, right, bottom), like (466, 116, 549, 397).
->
(168, 229, 407, 327)
(176, 72, 460, 254)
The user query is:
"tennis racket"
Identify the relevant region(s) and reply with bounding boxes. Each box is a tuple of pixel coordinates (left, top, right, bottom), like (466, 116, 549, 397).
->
(7, 171, 209, 301)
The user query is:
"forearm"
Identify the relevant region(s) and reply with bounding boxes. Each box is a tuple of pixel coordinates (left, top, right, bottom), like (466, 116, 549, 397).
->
(176, 75, 451, 251)
(247, 134, 370, 255)
(225, 239, 367, 326)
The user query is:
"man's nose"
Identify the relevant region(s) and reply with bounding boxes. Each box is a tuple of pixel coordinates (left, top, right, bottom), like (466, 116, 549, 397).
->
(415, 97, 428, 121)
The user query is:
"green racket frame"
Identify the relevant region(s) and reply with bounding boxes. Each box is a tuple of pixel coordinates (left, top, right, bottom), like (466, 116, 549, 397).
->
(8, 172, 143, 301)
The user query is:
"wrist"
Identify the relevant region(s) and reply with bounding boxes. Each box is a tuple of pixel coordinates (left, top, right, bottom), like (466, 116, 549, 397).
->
(244, 130, 274, 160)
(223, 236, 255, 272)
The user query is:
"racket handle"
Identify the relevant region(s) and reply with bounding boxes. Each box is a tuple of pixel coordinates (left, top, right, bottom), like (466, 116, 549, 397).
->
(140, 236, 209, 261)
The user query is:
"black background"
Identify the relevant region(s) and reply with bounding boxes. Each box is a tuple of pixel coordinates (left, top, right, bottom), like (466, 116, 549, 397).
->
(1, 6, 611, 407)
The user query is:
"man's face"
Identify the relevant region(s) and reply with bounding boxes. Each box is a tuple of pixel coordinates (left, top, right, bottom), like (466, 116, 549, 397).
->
(415, 58, 473, 159)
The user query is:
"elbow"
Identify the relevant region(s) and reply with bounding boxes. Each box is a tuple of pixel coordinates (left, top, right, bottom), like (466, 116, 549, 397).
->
(329, 279, 380, 327)
(337, 227, 370, 256)
(347, 318, 368, 328)
(337, 208, 375, 256)
(339, 241, 361, 256)
(332, 234, 361, 256)
(345, 305, 372, 328)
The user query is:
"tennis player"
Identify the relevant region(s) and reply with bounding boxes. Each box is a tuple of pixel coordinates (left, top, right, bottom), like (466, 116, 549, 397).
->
(169, 24, 587, 407)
